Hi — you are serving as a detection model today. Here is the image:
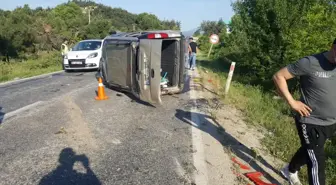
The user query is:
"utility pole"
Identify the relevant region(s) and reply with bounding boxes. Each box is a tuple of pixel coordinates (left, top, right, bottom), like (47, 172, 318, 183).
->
(89, 8, 91, 24)
(84, 6, 97, 24)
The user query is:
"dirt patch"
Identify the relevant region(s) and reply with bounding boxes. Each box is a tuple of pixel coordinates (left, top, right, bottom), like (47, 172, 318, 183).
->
(59, 96, 98, 151)
(197, 70, 288, 185)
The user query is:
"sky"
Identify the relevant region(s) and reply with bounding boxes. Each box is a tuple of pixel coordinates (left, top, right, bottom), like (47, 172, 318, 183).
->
(2, 0, 235, 31)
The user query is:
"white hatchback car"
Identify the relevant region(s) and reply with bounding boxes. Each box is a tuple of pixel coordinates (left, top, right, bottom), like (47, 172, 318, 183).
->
(63, 39, 103, 71)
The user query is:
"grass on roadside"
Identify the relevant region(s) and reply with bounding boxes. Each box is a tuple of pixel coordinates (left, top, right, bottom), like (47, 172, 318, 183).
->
(0, 51, 62, 83)
(196, 53, 313, 183)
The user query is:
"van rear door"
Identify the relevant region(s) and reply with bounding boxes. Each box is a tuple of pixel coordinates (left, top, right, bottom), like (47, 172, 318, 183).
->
(138, 39, 162, 104)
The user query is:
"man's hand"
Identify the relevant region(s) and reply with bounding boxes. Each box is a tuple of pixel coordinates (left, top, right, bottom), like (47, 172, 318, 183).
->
(289, 100, 312, 117)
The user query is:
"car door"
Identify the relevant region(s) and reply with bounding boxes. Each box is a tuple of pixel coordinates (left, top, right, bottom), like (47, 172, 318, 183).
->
(138, 39, 162, 104)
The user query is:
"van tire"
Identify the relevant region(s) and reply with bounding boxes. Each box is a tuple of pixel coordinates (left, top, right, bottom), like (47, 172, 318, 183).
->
(102, 69, 108, 86)
(99, 65, 108, 87)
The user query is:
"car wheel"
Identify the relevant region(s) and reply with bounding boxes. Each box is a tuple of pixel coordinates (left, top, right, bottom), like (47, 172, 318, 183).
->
(101, 68, 108, 86)
(96, 68, 107, 85)
(98, 60, 108, 84)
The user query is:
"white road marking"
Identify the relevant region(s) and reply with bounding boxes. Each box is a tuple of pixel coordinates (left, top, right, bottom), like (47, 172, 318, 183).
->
(1, 83, 96, 124)
(174, 157, 187, 177)
(189, 70, 209, 185)
(174, 157, 192, 183)
(0, 101, 45, 123)
(0, 70, 64, 87)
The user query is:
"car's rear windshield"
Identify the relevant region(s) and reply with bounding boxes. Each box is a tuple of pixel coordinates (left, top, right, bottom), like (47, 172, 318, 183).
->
(72, 41, 102, 51)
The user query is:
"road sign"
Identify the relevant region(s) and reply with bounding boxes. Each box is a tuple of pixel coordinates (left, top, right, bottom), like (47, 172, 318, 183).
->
(209, 34, 219, 44)
(207, 34, 219, 57)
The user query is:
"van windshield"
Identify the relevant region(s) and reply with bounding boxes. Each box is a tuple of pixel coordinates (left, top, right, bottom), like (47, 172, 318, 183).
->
(72, 41, 102, 51)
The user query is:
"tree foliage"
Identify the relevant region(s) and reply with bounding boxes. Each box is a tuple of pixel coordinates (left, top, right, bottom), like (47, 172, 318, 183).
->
(197, 0, 336, 87)
(200, 19, 227, 36)
(0, 0, 181, 61)
(195, 19, 228, 57)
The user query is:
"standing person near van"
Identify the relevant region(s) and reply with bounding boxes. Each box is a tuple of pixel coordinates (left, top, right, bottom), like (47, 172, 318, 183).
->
(188, 37, 198, 70)
(61, 40, 69, 59)
(273, 38, 336, 185)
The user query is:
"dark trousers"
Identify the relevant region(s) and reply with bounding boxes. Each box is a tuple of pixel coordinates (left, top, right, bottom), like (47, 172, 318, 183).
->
(288, 119, 336, 185)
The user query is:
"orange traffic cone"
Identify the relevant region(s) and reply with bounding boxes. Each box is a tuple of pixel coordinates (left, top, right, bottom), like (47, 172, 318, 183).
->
(95, 77, 108, 100)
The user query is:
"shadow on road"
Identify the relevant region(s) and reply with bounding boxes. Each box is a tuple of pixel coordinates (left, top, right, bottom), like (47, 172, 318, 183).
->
(175, 108, 282, 185)
(39, 148, 101, 185)
(105, 86, 156, 108)
(180, 72, 191, 94)
(0, 107, 4, 124)
(65, 69, 98, 73)
(92, 71, 155, 107)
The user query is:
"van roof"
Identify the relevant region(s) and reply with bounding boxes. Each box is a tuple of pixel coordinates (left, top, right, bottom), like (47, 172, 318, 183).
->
(80, 39, 103, 42)
(104, 36, 139, 42)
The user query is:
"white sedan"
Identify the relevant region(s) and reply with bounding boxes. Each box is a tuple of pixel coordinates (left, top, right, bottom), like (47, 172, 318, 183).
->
(63, 39, 103, 71)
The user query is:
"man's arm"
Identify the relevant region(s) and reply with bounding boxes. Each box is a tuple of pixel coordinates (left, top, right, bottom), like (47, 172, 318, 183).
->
(272, 67, 296, 105)
(195, 43, 200, 53)
(196, 45, 200, 53)
(272, 58, 312, 117)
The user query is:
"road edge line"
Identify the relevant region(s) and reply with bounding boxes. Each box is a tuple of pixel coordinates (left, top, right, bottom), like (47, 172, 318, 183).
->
(189, 69, 209, 185)
(0, 70, 64, 87)
(0, 101, 45, 124)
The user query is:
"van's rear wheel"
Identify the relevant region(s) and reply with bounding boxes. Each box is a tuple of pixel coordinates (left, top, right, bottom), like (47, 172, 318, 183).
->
(101, 69, 107, 85)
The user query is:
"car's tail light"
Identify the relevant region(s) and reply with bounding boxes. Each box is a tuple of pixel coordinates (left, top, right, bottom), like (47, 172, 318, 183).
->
(147, 33, 168, 39)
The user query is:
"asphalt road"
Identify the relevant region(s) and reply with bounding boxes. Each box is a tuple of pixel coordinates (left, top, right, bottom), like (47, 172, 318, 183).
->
(0, 71, 98, 114)
(0, 71, 198, 185)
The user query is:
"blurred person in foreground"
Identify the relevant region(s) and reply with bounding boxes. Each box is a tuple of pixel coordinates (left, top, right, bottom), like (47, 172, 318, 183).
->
(273, 38, 336, 185)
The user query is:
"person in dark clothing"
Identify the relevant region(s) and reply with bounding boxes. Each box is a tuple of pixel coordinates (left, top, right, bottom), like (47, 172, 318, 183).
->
(188, 37, 198, 70)
(273, 38, 336, 185)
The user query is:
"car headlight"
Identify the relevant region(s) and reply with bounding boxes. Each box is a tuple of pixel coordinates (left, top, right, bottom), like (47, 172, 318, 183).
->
(87, 52, 98, 58)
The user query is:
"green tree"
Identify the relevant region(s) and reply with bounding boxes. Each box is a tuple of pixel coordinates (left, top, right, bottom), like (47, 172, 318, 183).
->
(136, 13, 162, 30)
(196, 19, 227, 54)
(82, 18, 113, 39)
(200, 19, 226, 35)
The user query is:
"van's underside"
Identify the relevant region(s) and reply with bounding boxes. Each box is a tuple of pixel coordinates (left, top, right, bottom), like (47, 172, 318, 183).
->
(103, 37, 183, 96)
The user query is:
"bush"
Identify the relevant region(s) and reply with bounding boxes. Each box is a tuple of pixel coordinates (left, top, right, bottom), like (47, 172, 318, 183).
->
(0, 51, 62, 82)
